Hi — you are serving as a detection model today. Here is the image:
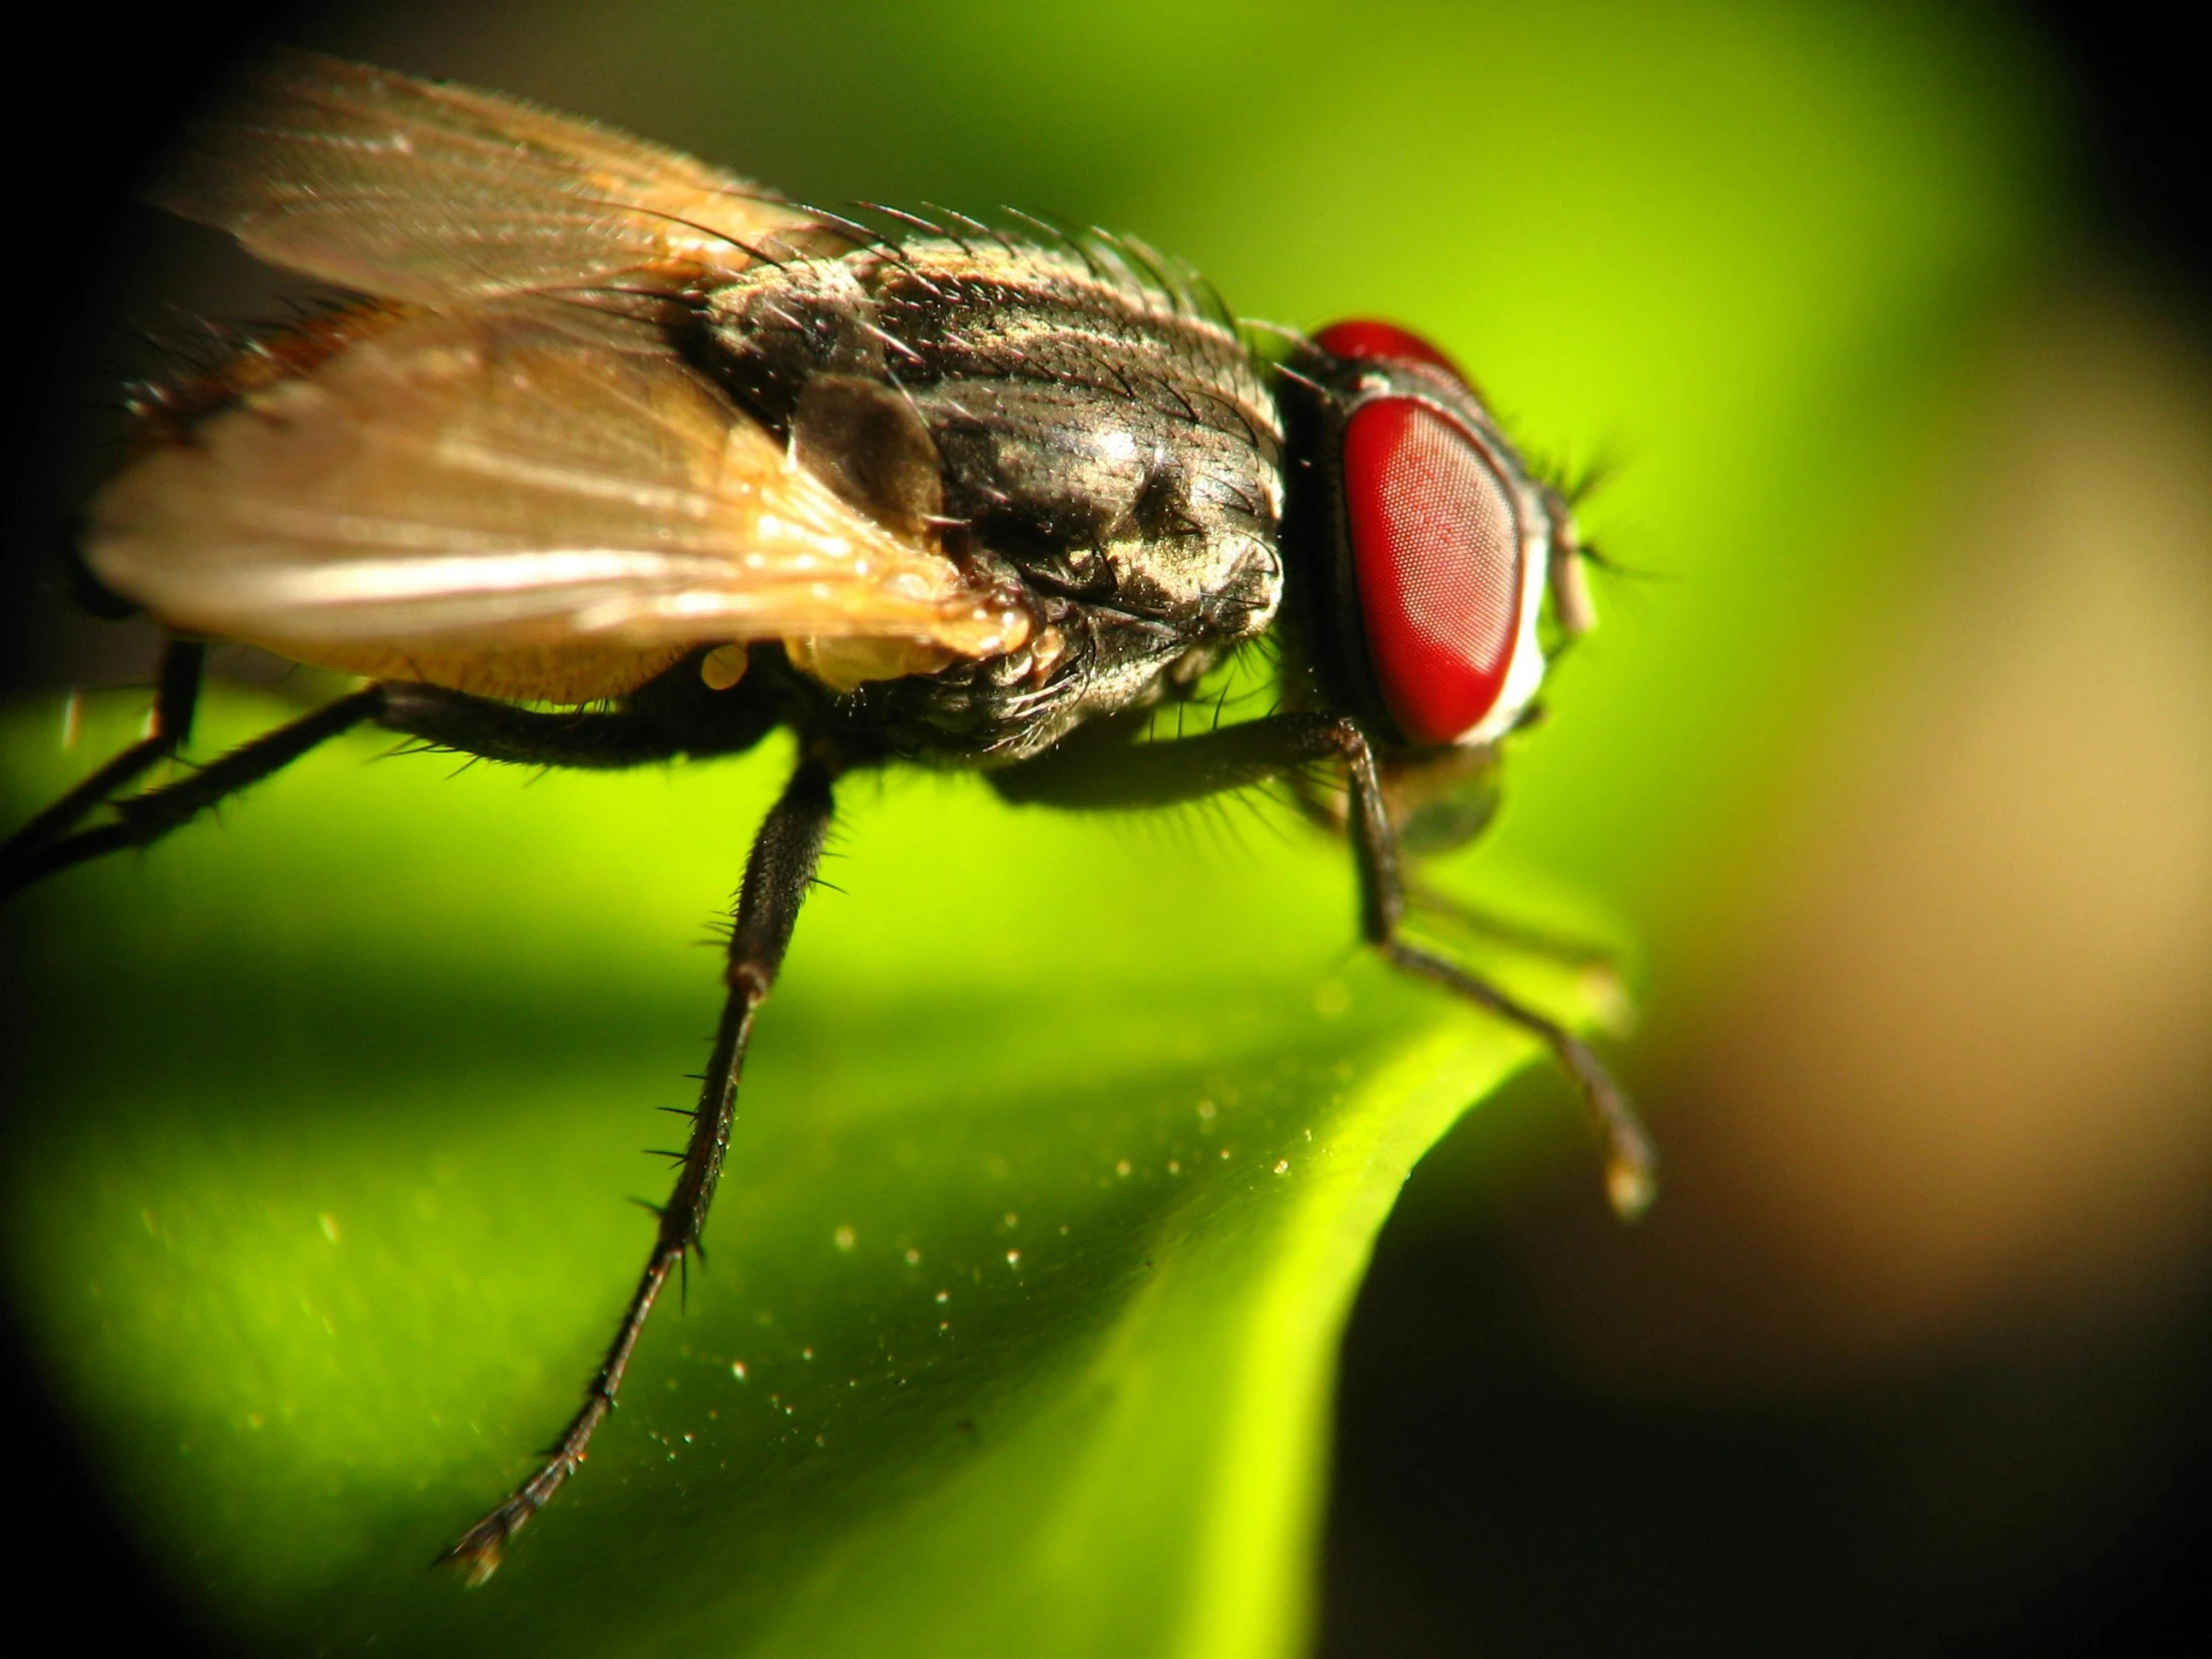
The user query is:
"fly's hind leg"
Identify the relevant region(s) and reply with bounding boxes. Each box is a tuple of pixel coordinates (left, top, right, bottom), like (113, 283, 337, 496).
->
(1, 680, 721, 899)
(440, 756, 836, 1584)
(2, 675, 382, 898)
(991, 714, 1657, 1219)
(1, 637, 206, 871)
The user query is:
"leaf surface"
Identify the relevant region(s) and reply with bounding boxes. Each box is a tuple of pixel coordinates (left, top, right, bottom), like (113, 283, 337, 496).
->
(1, 690, 1608, 1657)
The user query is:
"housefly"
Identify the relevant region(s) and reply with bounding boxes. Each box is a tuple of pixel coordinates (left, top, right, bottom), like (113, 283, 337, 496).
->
(0, 51, 1655, 1581)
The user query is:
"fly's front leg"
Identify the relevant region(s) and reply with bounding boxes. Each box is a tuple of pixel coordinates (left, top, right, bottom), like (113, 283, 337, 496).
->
(992, 714, 1657, 1219)
(1401, 880, 1625, 974)
(1280, 752, 1623, 983)
(1304, 722, 1656, 1218)
(441, 757, 835, 1584)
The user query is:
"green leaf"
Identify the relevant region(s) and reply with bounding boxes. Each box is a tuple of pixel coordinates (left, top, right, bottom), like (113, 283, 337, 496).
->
(1, 689, 1613, 1656)
(5, 3, 2048, 1644)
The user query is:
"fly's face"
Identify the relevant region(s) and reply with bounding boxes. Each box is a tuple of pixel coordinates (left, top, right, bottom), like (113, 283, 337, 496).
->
(1279, 321, 1579, 759)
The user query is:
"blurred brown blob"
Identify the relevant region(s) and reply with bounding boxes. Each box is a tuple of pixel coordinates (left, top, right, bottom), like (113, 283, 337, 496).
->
(1541, 275, 2212, 1392)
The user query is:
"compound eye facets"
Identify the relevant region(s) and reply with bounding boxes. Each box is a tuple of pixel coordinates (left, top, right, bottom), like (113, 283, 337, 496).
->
(1340, 395, 1525, 747)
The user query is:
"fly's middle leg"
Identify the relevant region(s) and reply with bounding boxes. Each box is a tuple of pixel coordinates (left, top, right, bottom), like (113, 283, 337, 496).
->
(440, 756, 836, 1583)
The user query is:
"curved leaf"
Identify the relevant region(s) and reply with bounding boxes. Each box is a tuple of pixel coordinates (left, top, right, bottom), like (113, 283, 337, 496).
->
(2, 690, 1612, 1656)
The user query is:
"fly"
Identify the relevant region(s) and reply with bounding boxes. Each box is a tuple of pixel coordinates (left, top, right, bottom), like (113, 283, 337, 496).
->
(0, 51, 1655, 1581)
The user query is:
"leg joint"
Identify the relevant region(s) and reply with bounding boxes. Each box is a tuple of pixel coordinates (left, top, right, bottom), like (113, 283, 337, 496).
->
(725, 961, 774, 1000)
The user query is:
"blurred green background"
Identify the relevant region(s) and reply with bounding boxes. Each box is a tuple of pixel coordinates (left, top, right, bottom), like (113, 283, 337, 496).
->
(5, 1, 2210, 1654)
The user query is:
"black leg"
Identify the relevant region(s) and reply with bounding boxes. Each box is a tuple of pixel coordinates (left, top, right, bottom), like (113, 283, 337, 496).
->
(441, 757, 836, 1584)
(374, 682, 697, 770)
(1403, 879, 1627, 974)
(2, 685, 383, 899)
(0, 638, 205, 868)
(1, 679, 726, 900)
(992, 715, 1658, 1218)
(989, 710, 1353, 810)
(1277, 774, 1622, 973)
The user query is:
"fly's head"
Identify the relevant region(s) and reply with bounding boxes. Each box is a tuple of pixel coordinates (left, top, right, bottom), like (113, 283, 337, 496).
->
(1277, 320, 1591, 849)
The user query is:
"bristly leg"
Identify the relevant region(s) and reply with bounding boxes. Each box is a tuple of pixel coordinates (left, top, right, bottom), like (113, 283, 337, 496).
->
(439, 757, 836, 1584)
(1402, 880, 1636, 1037)
(1380, 938, 1655, 1216)
(1, 680, 381, 898)
(991, 713, 1658, 1218)
(0, 637, 205, 874)
(0, 678, 726, 900)
(1314, 716, 1656, 1220)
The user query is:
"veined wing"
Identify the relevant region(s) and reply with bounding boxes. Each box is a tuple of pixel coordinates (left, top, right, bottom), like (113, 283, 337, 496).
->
(155, 49, 843, 310)
(87, 308, 1029, 704)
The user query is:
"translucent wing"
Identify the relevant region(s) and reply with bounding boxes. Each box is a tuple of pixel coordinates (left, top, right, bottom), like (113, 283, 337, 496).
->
(87, 308, 1028, 703)
(154, 49, 841, 309)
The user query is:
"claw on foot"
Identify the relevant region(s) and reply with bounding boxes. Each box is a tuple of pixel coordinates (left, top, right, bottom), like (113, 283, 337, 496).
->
(1606, 1153, 1659, 1223)
(438, 1501, 529, 1586)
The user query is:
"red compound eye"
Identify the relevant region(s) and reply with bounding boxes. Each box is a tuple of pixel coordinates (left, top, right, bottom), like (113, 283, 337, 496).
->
(1314, 319, 1461, 378)
(1341, 397, 1524, 746)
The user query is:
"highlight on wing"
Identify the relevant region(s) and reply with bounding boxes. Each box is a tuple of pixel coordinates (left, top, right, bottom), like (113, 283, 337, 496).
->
(91, 50, 1031, 706)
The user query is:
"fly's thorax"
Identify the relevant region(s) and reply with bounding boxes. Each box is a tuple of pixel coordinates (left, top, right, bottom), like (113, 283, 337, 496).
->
(698, 239, 1287, 760)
